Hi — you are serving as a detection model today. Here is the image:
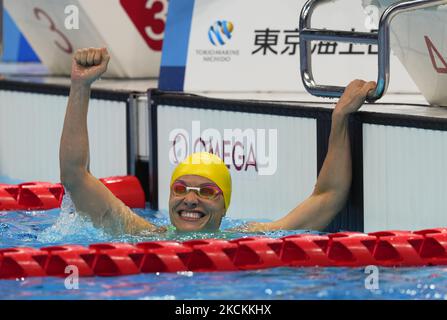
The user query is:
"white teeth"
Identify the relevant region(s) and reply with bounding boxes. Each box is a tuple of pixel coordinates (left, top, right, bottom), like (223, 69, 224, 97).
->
(180, 211, 203, 219)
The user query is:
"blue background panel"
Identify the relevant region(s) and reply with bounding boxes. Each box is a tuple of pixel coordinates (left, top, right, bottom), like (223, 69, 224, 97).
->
(2, 9, 40, 62)
(159, 0, 195, 91)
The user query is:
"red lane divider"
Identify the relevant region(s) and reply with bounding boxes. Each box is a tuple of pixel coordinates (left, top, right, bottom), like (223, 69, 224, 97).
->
(0, 176, 145, 211)
(1, 228, 446, 279)
(99, 176, 145, 209)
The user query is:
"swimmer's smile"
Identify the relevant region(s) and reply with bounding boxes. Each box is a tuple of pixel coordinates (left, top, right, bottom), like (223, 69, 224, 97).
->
(171, 203, 219, 231)
(177, 209, 207, 222)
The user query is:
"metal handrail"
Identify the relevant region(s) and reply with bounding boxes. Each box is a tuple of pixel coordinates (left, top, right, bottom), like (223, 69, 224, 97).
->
(299, 0, 447, 102)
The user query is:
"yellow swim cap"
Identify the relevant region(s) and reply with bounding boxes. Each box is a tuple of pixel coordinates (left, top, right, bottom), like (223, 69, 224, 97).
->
(170, 152, 232, 208)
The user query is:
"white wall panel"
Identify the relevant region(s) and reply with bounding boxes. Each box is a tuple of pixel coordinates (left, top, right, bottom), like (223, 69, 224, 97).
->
(0, 90, 127, 182)
(364, 124, 447, 232)
(157, 105, 317, 220)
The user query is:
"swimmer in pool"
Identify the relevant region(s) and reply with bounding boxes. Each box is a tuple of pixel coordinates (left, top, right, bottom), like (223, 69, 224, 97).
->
(60, 47, 376, 234)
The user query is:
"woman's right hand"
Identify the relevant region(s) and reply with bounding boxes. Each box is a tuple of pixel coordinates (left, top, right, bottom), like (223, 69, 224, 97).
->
(333, 79, 376, 117)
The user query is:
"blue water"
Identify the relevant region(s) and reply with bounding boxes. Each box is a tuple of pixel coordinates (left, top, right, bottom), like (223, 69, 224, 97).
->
(1, 194, 447, 300)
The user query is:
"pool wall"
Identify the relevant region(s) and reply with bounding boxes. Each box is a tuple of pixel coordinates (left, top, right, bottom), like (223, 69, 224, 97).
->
(0, 80, 132, 182)
(363, 122, 447, 232)
(1, 78, 447, 233)
(145, 91, 447, 233)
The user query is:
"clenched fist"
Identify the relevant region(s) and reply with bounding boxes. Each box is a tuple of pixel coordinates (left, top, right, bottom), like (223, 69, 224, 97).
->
(71, 47, 110, 86)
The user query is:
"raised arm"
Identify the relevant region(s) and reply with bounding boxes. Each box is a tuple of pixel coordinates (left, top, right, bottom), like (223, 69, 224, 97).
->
(247, 79, 376, 232)
(60, 47, 157, 235)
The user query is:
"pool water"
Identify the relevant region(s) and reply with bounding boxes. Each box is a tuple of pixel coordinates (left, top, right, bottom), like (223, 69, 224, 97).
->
(1, 195, 447, 300)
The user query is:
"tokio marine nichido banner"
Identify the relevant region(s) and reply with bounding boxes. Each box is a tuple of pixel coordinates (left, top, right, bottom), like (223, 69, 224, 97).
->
(5, 0, 168, 77)
(159, 0, 447, 104)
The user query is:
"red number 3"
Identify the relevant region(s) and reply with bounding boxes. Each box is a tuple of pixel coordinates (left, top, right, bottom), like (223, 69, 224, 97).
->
(34, 7, 74, 54)
(120, 0, 167, 52)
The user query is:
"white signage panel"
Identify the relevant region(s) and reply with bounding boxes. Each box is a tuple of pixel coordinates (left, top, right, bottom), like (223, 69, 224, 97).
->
(177, 0, 418, 94)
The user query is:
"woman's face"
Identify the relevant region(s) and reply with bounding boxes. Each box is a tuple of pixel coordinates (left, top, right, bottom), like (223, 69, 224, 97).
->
(169, 175, 226, 232)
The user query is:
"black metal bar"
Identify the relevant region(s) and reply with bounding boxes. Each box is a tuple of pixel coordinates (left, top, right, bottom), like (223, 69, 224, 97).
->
(126, 94, 139, 176)
(0, 79, 130, 101)
(147, 89, 159, 210)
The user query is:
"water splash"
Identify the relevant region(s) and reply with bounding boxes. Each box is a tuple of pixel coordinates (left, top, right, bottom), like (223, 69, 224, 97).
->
(37, 192, 108, 244)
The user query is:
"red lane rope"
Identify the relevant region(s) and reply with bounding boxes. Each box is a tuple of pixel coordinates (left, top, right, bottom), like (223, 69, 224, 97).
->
(0, 176, 145, 211)
(1, 228, 446, 279)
